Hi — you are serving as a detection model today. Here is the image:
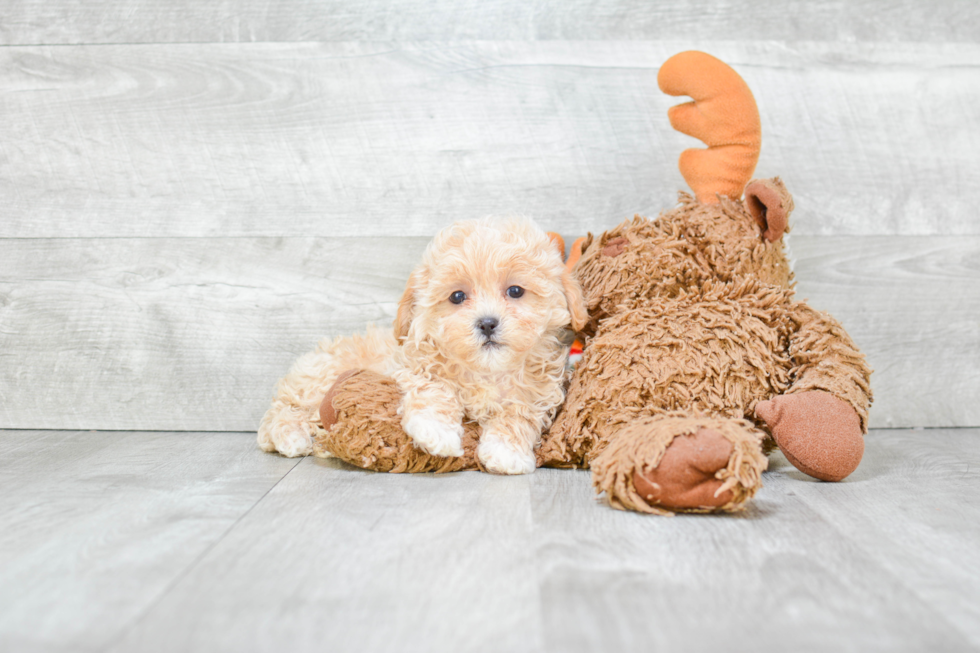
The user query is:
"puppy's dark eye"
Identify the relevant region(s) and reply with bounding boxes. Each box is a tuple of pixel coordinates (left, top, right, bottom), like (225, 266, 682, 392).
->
(506, 286, 524, 299)
(449, 290, 466, 304)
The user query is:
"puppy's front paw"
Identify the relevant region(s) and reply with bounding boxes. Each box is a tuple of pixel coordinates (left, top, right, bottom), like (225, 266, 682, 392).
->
(478, 433, 535, 475)
(404, 412, 465, 457)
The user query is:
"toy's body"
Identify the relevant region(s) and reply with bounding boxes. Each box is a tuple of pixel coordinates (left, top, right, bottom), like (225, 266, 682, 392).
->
(310, 51, 872, 514)
(536, 184, 871, 513)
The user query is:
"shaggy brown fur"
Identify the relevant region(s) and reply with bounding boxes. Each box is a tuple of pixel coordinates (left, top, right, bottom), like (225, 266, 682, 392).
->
(573, 191, 793, 337)
(537, 182, 872, 513)
(314, 369, 481, 474)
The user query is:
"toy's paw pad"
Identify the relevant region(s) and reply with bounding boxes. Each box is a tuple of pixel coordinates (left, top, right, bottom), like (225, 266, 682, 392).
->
(318, 369, 363, 430)
(756, 390, 863, 482)
(632, 428, 734, 509)
(404, 412, 465, 458)
(477, 432, 535, 475)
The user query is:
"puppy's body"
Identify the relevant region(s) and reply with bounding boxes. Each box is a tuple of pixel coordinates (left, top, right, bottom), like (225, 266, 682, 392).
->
(257, 218, 586, 474)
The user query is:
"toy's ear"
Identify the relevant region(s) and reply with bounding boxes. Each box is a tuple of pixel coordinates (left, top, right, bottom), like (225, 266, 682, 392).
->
(395, 267, 427, 341)
(744, 177, 794, 242)
(561, 267, 588, 332)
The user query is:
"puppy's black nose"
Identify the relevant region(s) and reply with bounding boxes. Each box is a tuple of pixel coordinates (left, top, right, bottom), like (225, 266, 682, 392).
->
(477, 317, 499, 337)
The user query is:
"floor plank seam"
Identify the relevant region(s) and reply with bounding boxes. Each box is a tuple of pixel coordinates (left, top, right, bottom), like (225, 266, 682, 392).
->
(98, 453, 305, 652)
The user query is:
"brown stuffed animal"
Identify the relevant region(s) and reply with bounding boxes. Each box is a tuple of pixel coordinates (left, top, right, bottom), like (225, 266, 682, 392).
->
(312, 51, 872, 515)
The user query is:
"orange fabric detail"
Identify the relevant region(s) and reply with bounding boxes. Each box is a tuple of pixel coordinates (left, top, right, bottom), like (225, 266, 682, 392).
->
(566, 236, 586, 271)
(658, 51, 761, 203)
(546, 232, 565, 259)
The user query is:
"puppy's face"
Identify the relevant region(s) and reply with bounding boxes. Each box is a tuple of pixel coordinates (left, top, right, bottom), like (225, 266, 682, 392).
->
(396, 218, 587, 371)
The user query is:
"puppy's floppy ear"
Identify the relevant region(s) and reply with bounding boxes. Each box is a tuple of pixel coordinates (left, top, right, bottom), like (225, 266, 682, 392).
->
(561, 267, 588, 332)
(395, 267, 426, 341)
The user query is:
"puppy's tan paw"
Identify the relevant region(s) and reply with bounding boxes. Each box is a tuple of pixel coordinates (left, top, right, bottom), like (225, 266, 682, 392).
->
(404, 412, 465, 457)
(477, 433, 535, 475)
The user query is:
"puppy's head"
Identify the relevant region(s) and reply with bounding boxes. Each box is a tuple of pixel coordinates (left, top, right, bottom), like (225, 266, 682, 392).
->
(395, 217, 587, 370)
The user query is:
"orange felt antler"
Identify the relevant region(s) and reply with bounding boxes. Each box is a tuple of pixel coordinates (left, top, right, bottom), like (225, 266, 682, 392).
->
(566, 237, 586, 271)
(547, 233, 586, 272)
(658, 51, 761, 203)
(546, 232, 565, 259)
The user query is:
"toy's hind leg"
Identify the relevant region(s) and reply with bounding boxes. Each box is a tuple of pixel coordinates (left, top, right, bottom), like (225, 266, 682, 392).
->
(590, 414, 768, 515)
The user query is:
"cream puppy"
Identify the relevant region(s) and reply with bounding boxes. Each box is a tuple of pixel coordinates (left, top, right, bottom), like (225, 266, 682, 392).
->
(257, 217, 587, 474)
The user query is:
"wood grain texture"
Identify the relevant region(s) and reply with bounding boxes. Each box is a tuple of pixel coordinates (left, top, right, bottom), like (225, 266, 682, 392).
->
(20, 429, 959, 653)
(0, 430, 298, 652)
(791, 236, 980, 428)
(1, 0, 978, 45)
(109, 455, 542, 653)
(769, 429, 980, 648)
(0, 235, 976, 431)
(529, 431, 980, 652)
(0, 237, 424, 432)
(2, 41, 978, 239)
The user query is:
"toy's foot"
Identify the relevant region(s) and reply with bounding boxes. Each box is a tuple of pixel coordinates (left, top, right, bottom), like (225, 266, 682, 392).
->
(313, 369, 479, 473)
(590, 416, 767, 515)
(631, 428, 734, 509)
(755, 390, 863, 482)
(318, 369, 361, 432)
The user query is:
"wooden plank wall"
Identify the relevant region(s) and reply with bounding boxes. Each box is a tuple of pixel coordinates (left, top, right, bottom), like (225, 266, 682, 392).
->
(1, 2, 977, 431)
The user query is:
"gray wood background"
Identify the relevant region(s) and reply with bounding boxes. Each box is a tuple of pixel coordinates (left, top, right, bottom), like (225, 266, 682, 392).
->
(1, 2, 978, 431)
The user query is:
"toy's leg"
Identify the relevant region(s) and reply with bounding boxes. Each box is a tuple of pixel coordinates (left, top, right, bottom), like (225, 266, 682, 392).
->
(314, 369, 480, 473)
(589, 415, 768, 515)
(784, 303, 873, 429)
(755, 303, 873, 481)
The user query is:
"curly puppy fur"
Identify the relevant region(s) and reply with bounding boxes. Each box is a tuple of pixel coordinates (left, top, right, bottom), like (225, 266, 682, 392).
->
(258, 217, 587, 474)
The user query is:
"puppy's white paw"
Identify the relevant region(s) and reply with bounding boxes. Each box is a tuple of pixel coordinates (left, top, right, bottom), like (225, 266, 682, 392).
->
(404, 412, 464, 457)
(478, 433, 535, 475)
(270, 424, 313, 458)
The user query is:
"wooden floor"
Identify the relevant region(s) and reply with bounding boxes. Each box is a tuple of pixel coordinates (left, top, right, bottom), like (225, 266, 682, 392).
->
(1, 428, 978, 653)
